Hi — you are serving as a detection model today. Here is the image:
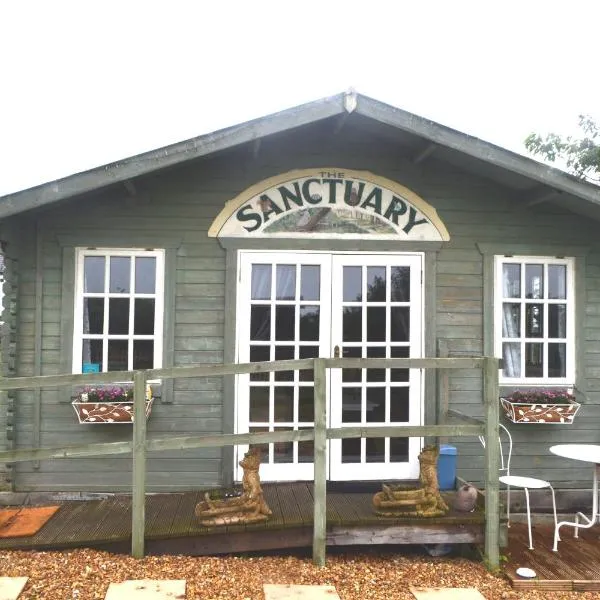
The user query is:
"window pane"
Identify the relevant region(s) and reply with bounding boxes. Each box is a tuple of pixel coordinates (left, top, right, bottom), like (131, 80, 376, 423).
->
(366, 438, 385, 463)
(273, 427, 293, 463)
(108, 340, 128, 371)
(390, 437, 409, 462)
(525, 264, 543, 299)
(366, 267, 386, 302)
(391, 307, 410, 341)
(109, 257, 130, 293)
(298, 427, 314, 463)
(366, 387, 385, 422)
(84, 256, 105, 293)
(299, 345, 318, 381)
(502, 303, 520, 338)
(343, 307, 361, 342)
(135, 257, 156, 294)
(525, 304, 543, 338)
(250, 345, 270, 381)
(298, 387, 314, 422)
(502, 343, 521, 378)
(549, 304, 566, 338)
(390, 346, 409, 382)
(391, 266, 410, 301)
(250, 306, 270, 341)
(342, 346, 362, 382)
(83, 298, 104, 334)
(274, 345, 294, 381)
(366, 346, 385, 382)
(300, 266, 320, 301)
(548, 265, 566, 299)
(502, 264, 521, 298)
(276, 265, 296, 300)
(82, 339, 103, 371)
(275, 306, 295, 340)
(274, 387, 294, 422)
(343, 266, 362, 301)
(249, 426, 269, 458)
(133, 340, 153, 369)
(299, 306, 319, 341)
(251, 264, 271, 300)
(367, 306, 385, 341)
(525, 343, 543, 378)
(134, 299, 155, 335)
(390, 386, 410, 421)
(342, 438, 361, 463)
(342, 387, 362, 423)
(109, 298, 129, 334)
(548, 343, 567, 378)
(249, 387, 269, 422)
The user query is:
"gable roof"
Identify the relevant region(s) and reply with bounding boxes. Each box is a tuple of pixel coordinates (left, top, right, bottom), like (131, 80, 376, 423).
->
(0, 90, 598, 219)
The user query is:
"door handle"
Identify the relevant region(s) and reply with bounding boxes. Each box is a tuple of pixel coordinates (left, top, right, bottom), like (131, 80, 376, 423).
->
(334, 345, 341, 358)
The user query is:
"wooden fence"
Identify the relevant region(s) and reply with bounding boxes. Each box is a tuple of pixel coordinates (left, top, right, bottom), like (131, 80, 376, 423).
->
(0, 357, 501, 568)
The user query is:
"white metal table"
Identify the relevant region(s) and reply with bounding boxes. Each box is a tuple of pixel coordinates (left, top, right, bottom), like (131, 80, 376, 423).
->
(550, 444, 600, 551)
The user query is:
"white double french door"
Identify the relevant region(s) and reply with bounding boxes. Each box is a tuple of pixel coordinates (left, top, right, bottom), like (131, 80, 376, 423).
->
(236, 251, 423, 482)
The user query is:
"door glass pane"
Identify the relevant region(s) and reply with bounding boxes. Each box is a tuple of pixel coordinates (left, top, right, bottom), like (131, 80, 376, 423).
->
(250, 345, 270, 381)
(275, 306, 295, 340)
(366, 267, 386, 302)
(391, 266, 410, 301)
(83, 298, 104, 334)
(366, 387, 385, 422)
(502, 343, 521, 378)
(249, 426, 269, 457)
(275, 346, 294, 381)
(298, 387, 314, 422)
(390, 387, 409, 421)
(366, 438, 385, 463)
(109, 298, 129, 334)
(109, 257, 130, 293)
(249, 387, 270, 422)
(525, 304, 543, 337)
(342, 346, 362, 382)
(300, 266, 320, 301)
(525, 343, 543, 377)
(342, 438, 361, 463)
(502, 264, 521, 298)
(133, 340, 153, 369)
(366, 346, 385, 382)
(343, 307, 362, 342)
(391, 307, 409, 341)
(251, 265, 271, 300)
(502, 303, 520, 338)
(82, 339, 103, 370)
(273, 427, 293, 463)
(390, 346, 409, 381)
(367, 307, 385, 341)
(298, 427, 314, 463)
(250, 306, 270, 341)
(274, 387, 294, 422)
(548, 265, 566, 299)
(299, 345, 318, 381)
(343, 266, 362, 301)
(299, 306, 319, 341)
(548, 304, 566, 338)
(548, 343, 566, 378)
(276, 265, 296, 300)
(342, 387, 362, 423)
(390, 437, 409, 462)
(135, 257, 156, 293)
(134, 299, 155, 335)
(107, 340, 128, 371)
(84, 256, 105, 293)
(526, 264, 543, 299)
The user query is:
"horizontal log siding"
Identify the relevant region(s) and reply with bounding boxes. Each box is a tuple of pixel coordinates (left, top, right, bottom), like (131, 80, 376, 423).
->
(8, 120, 600, 492)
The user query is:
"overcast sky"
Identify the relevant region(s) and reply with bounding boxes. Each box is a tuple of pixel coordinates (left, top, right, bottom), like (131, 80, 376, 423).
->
(1, 1, 598, 197)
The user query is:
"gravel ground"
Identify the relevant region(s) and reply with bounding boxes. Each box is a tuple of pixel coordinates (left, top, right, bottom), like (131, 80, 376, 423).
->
(1, 547, 599, 600)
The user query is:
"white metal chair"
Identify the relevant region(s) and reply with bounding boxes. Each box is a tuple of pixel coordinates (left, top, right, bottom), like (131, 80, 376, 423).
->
(479, 423, 558, 550)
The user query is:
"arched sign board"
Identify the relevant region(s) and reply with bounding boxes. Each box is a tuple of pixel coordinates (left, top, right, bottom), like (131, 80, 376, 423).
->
(208, 169, 450, 241)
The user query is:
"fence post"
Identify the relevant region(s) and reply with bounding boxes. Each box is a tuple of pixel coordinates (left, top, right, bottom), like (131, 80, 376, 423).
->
(483, 356, 500, 570)
(131, 370, 148, 559)
(312, 358, 327, 567)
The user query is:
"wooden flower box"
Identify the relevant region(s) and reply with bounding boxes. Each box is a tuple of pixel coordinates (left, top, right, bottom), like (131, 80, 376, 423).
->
(72, 398, 154, 424)
(500, 397, 581, 424)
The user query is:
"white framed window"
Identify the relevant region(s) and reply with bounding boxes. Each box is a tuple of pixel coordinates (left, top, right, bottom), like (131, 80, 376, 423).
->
(72, 249, 165, 374)
(494, 256, 574, 385)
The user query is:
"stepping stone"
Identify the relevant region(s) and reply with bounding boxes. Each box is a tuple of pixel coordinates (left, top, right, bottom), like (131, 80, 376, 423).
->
(104, 579, 185, 600)
(0, 577, 28, 600)
(264, 584, 340, 599)
(410, 588, 485, 600)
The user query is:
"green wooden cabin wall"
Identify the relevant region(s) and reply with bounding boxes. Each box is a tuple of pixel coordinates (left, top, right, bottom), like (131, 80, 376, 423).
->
(5, 120, 600, 492)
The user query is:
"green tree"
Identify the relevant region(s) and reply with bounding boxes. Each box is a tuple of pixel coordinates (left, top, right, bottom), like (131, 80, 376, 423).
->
(525, 115, 600, 183)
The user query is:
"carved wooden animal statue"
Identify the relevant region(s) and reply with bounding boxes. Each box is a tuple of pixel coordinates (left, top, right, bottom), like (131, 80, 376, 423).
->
(195, 447, 272, 526)
(373, 445, 449, 517)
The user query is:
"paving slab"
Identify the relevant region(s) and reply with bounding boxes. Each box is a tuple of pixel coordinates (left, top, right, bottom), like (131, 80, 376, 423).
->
(410, 587, 485, 600)
(0, 577, 28, 600)
(104, 579, 185, 600)
(264, 584, 340, 600)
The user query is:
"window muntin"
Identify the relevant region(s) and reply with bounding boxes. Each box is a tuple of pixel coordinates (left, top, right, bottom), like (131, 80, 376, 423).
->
(73, 249, 164, 374)
(495, 256, 574, 384)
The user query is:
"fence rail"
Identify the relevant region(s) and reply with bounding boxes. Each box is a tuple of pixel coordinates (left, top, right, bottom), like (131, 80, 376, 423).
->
(0, 356, 501, 568)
